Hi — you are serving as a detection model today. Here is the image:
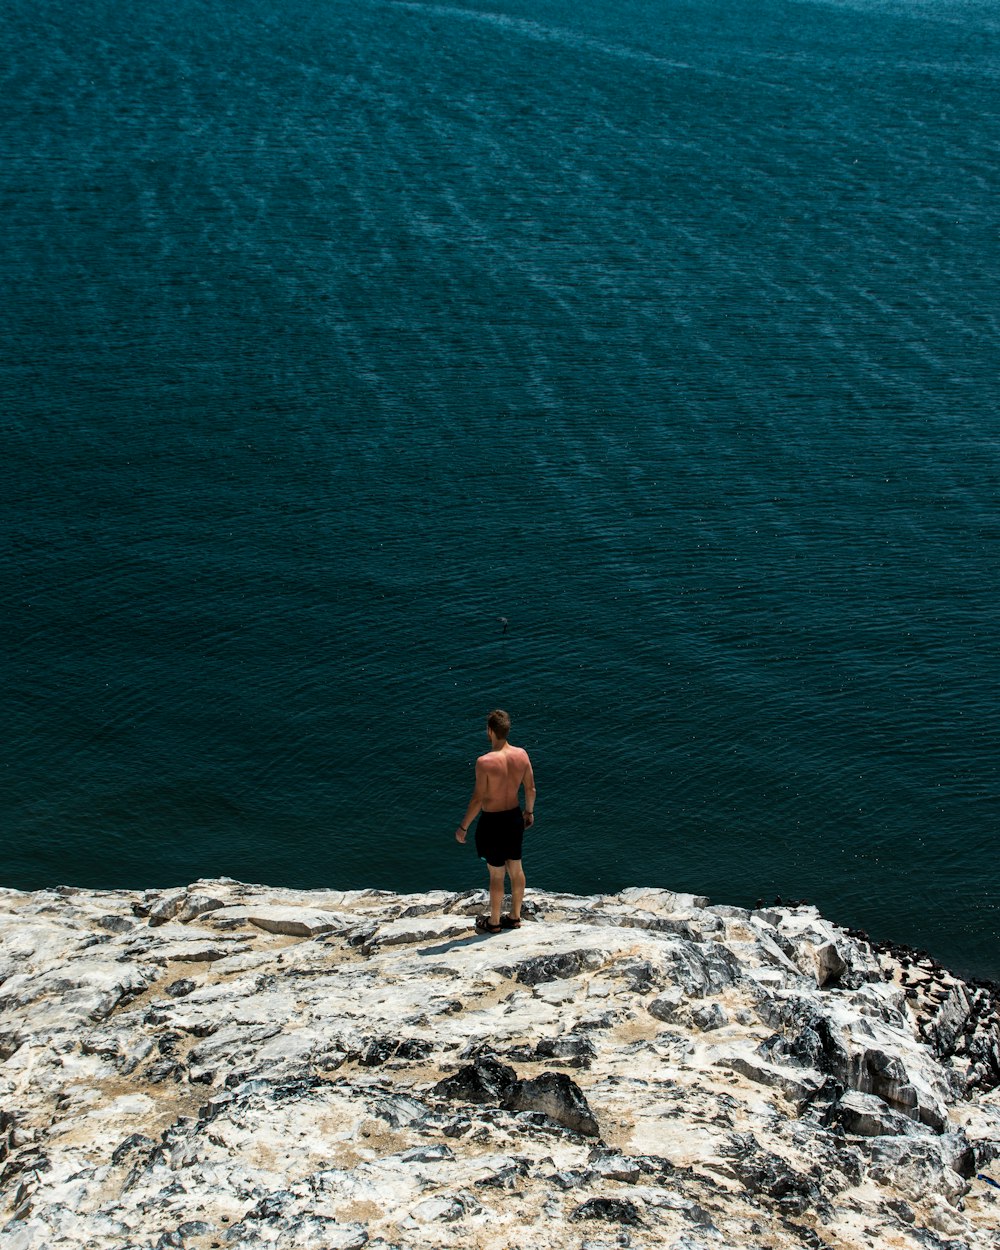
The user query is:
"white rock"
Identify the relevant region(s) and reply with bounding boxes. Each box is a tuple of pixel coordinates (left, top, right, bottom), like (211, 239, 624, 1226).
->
(410, 1194, 464, 1222)
(617, 887, 711, 911)
(716, 1049, 825, 1109)
(534, 980, 581, 1005)
(1, 880, 996, 1250)
(208, 905, 348, 936)
(835, 1090, 921, 1137)
(362, 914, 473, 951)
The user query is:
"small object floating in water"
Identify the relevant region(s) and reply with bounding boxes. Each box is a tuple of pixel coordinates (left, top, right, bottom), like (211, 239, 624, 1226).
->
(498, 616, 508, 635)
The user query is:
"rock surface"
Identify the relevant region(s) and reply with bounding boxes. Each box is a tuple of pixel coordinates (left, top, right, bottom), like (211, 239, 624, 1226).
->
(1, 880, 999, 1250)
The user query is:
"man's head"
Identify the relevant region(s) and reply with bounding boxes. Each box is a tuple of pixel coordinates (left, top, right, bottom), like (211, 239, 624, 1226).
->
(486, 708, 511, 743)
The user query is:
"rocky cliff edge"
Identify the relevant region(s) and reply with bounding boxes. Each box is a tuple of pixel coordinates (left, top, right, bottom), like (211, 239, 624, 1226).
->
(1, 881, 999, 1250)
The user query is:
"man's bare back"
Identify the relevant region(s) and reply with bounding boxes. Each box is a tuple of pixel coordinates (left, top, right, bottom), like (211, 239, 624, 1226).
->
(477, 742, 533, 813)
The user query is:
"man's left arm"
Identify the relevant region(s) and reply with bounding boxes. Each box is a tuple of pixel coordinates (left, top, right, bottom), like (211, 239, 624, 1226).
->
(522, 754, 536, 828)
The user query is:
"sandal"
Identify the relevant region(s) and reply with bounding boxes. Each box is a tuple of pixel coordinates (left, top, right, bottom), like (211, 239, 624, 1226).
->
(475, 915, 502, 935)
(500, 915, 521, 929)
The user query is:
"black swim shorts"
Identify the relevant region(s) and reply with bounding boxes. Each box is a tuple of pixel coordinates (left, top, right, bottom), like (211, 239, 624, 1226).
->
(474, 806, 525, 867)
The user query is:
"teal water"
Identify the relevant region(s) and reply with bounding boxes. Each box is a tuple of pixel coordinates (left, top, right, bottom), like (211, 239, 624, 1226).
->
(3, 0, 999, 979)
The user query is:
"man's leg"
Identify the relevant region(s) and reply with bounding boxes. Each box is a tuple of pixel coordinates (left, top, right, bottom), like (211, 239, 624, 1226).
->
(506, 859, 525, 922)
(488, 863, 506, 926)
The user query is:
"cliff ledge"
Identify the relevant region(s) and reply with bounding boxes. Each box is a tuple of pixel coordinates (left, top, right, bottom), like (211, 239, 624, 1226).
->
(2, 880, 999, 1249)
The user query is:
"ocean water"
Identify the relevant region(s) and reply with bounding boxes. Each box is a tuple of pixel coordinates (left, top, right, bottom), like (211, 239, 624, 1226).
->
(3, 0, 998, 979)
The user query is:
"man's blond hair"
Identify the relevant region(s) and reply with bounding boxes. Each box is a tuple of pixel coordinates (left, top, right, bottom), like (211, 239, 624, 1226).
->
(487, 709, 511, 740)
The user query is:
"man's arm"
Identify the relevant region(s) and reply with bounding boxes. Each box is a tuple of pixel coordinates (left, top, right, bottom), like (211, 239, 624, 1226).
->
(455, 757, 488, 843)
(522, 754, 536, 828)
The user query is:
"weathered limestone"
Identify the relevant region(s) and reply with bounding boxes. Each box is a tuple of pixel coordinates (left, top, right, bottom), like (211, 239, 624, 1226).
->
(1, 880, 999, 1250)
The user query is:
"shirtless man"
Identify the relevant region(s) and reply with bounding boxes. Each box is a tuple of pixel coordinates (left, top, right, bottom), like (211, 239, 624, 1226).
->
(455, 709, 536, 935)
